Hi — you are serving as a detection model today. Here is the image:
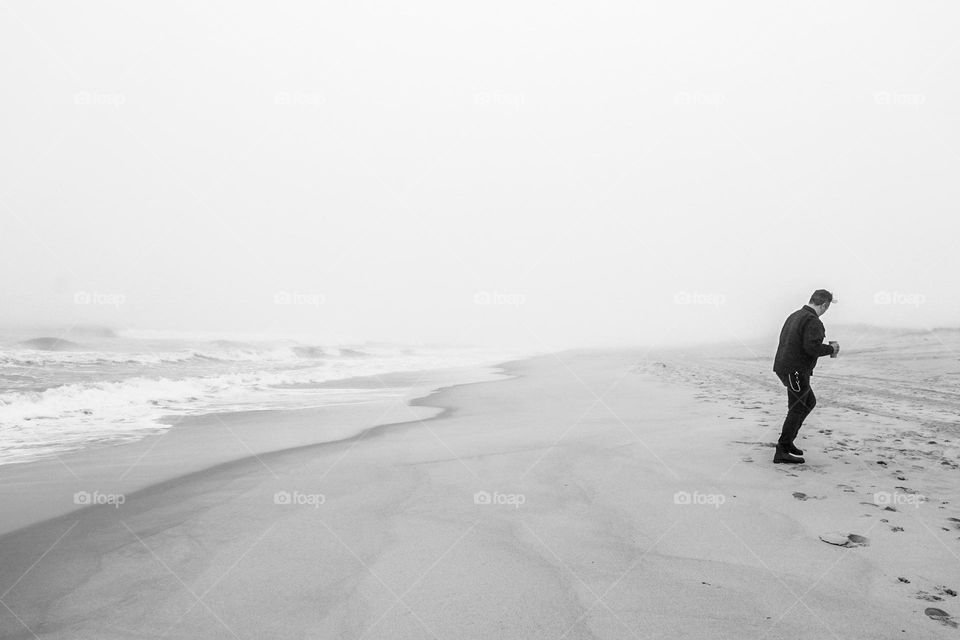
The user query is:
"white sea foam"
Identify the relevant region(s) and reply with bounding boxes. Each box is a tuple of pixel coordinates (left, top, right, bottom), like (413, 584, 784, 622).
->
(0, 338, 525, 465)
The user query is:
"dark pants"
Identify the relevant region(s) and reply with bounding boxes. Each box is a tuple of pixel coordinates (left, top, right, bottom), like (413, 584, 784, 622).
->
(776, 370, 816, 447)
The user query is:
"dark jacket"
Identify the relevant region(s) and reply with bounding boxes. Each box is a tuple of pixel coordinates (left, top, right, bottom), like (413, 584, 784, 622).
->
(773, 306, 834, 376)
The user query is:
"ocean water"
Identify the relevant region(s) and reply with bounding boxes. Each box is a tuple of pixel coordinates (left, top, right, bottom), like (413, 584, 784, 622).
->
(0, 328, 523, 466)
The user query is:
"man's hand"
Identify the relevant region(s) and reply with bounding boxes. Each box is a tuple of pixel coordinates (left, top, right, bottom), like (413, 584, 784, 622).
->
(830, 341, 839, 357)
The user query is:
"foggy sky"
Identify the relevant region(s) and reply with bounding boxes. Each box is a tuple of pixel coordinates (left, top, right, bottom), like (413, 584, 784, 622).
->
(2, 1, 958, 349)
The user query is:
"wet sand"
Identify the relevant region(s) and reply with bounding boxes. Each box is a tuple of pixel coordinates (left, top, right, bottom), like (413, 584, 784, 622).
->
(1, 348, 958, 638)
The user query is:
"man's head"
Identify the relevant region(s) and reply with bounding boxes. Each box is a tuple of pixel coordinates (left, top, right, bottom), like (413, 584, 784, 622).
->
(808, 289, 834, 316)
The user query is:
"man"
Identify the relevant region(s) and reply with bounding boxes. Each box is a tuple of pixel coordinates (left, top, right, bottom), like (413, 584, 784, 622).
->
(772, 289, 839, 464)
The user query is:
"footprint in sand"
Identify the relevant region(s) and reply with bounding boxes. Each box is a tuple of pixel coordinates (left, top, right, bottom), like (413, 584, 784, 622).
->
(793, 492, 825, 501)
(819, 532, 869, 547)
(836, 484, 855, 493)
(925, 608, 958, 628)
(929, 586, 960, 598)
(858, 502, 898, 515)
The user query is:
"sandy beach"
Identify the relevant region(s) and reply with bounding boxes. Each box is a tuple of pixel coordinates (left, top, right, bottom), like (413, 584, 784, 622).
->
(1, 348, 959, 639)
(4, 1, 959, 637)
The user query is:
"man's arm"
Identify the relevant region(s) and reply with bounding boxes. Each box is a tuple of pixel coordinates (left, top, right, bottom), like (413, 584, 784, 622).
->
(802, 319, 835, 358)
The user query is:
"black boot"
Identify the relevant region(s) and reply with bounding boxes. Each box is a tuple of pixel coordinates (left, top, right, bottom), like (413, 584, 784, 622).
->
(773, 444, 804, 464)
(786, 443, 803, 456)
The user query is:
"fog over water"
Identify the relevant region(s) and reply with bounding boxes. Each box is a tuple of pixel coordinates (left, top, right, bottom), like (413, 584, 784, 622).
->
(2, 2, 958, 349)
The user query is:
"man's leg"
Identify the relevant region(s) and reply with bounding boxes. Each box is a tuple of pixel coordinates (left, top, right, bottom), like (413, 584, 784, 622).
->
(789, 381, 816, 443)
(780, 371, 815, 448)
(775, 371, 813, 463)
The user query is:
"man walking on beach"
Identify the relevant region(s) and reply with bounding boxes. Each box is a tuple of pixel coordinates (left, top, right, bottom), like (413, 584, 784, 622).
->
(772, 289, 839, 464)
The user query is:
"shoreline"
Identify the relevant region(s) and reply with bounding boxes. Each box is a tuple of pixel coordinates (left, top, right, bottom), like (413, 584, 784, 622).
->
(0, 362, 513, 537)
(1, 349, 958, 638)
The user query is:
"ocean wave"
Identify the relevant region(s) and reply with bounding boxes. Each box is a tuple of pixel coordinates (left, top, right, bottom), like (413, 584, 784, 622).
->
(0, 343, 528, 465)
(1, 350, 205, 366)
(19, 337, 84, 351)
(67, 325, 119, 338)
(0, 344, 339, 366)
(0, 370, 330, 464)
(290, 345, 327, 359)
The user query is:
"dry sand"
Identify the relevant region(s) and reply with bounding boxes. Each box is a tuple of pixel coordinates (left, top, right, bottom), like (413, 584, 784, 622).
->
(1, 348, 959, 639)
